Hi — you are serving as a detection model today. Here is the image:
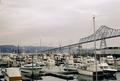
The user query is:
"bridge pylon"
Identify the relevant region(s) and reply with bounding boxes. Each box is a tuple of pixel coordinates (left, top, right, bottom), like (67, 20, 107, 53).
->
(100, 38, 107, 54)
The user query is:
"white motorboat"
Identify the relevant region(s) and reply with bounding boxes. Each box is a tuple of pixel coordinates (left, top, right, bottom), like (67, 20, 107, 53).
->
(78, 57, 103, 78)
(84, 56, 96, 65)
(98, 62, 117, 77)
(63, 63, 79, 71)
(64, 55, 83, 72)
(46, 57, 55, 66)
(77, 62, 103, 79)
(106, 55, 114, 65)
(20, 63, 42, 77)
(63, 55, 78, 71)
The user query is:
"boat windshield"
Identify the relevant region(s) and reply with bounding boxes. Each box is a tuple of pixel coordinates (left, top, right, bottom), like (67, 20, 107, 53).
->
(24, 64, 39, 67)
(100, 66, 109, 69)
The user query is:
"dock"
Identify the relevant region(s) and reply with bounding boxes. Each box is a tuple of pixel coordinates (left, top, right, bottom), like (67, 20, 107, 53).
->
(2, 68, 22, 81)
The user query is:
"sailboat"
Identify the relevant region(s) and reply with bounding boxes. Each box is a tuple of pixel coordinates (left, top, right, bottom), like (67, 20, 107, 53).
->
(20, 49, 42, 78)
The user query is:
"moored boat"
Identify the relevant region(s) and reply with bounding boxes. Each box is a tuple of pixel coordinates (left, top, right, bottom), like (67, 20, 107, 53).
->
(20, 63, 42, 77)
(106, 55, 114, 65)
(77, 63, 103, 79)
(98, 62, 117, 77)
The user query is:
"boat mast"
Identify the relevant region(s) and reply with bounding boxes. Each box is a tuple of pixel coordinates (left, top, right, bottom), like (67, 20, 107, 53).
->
(31, 44, 34, 81)
(93, 16, 97, 81)
(0, 48, 1, 60)
(17, 41, 21, 66)
(35, 46, 38, 81)
(40, 39, 42, 54)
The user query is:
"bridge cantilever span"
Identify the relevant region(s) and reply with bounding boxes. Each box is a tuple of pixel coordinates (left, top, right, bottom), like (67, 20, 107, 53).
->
(41, 25, 120, 53)
(79, 25, 120, 43)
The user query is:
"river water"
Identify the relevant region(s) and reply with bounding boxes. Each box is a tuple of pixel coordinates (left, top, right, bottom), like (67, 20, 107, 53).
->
(39, 72, 120, 81)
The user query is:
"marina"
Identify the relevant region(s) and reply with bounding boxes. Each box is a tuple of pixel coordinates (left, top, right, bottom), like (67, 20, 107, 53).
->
(0, 26, 120, 81)
(0, 52, 120, 81)
(0, 0, 120, 81)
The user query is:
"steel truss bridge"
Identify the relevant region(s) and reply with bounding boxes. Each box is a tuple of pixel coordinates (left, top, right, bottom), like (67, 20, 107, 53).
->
(41, 25, 120, 54)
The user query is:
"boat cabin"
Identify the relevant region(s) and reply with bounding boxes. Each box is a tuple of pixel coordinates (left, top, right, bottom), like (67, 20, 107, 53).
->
(3, 68, 22, 81)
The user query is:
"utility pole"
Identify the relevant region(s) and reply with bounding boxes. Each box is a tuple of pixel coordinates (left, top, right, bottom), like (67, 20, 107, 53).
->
(93, 16, 97, 81)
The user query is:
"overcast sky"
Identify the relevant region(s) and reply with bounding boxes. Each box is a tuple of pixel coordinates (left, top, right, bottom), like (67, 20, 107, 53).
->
(0, 0, 120, 47)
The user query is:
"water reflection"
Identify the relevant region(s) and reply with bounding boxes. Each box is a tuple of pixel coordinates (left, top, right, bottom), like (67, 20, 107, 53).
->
(77, 74, 117, 81)
(22, 72, 120, 81)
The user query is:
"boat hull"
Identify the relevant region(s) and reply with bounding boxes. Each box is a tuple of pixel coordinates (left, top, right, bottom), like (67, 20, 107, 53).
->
(20, 67, 42, 77)
(103, 70, 117, 77)
(78, 69, 103, 79)
(64, 67, 77, 71)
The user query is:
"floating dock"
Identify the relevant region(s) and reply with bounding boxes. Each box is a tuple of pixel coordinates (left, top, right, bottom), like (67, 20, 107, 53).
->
(2, 68, 22, 81)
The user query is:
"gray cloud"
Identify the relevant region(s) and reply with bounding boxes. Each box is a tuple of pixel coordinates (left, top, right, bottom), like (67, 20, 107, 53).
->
(0, 0, 120, 46)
